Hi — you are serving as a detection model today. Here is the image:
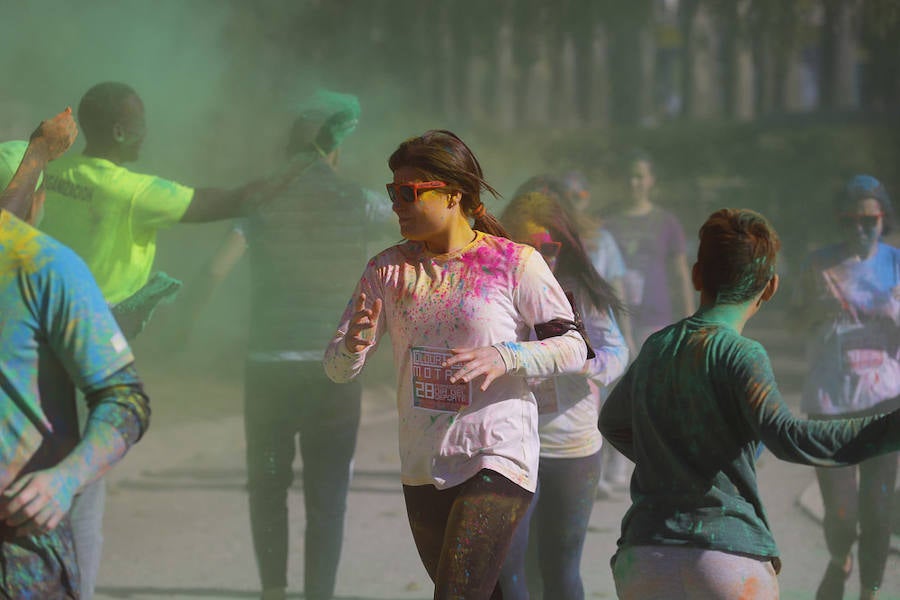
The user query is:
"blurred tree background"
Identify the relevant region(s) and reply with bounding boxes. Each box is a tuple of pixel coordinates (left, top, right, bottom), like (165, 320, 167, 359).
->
(221, 0, 900, 266)
(5, 0, 894, 374)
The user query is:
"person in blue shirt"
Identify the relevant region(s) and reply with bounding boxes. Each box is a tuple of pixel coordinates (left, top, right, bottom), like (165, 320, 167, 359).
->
(791, 175, 900, 600)
(0, 109, 150, 598)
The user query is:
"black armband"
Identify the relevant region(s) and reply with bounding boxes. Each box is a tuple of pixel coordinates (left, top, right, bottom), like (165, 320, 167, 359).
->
(84, 363, 151, 446)
(533, 291, 596, 359)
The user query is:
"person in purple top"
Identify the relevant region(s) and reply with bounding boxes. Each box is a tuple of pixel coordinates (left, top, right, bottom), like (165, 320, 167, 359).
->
(791, 174, 900, 600)
(606, 152, 695, 346)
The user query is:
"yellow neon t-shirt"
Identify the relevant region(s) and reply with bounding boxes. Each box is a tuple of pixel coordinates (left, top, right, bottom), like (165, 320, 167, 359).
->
(40, 155, 194, 305)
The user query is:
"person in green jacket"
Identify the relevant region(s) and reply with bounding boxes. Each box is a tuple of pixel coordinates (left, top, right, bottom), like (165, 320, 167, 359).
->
(599, 208, 900, 600)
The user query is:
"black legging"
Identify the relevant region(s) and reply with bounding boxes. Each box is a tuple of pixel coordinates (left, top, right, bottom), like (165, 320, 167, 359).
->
(815, 451, 898, 590)
(244, 360, 361, 599)
(403, 470, 534, 600)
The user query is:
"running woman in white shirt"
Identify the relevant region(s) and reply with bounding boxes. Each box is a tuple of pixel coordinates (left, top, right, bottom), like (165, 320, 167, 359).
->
(324, 130, 588, 599)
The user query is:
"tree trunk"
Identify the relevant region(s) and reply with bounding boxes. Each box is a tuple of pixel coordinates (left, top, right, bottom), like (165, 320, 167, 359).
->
(678, 0, 700, 119)
(859, 0, 900, 113)
(689, 5, 721, 118)
(494, 4, 516, 129)
(832, 1, 860, 109)
(571, 4, 596, 126)
(771, 2, 799, 113)
(735, 37, 756, 120)
(820, 0, 842, 109)
(590, 23, 611, 125)
(719, 0, 740, 118)
(639, 22, 657, 122)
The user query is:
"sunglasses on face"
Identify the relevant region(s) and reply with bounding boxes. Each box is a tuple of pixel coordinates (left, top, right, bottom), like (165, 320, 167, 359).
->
(840, 213, 883, 229)
(386, 181, 448, 204)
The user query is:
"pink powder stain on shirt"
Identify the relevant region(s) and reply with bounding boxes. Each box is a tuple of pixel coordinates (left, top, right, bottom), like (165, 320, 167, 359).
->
(457, 238, 522, 302)
(389, 237, 526, 341)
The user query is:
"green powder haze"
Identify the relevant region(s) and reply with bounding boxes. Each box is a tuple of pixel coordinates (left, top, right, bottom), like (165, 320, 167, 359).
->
(2, 0, 897, 393)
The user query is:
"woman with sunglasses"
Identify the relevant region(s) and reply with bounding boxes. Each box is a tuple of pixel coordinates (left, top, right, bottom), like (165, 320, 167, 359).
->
(791, 175, 900, 600)
(497, 191, 629, 599)
(324, 130, 589, 599)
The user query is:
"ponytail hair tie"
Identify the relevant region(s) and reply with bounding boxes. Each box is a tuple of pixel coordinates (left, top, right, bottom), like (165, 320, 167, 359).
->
(472, 203, 486, 219)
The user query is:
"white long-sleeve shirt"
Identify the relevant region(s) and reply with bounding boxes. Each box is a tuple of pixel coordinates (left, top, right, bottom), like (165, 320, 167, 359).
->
(324, 232, 587, 491)
(533, 300, 629, 459)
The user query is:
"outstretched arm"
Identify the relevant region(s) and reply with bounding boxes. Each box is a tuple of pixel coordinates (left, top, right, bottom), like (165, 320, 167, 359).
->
(180, 109, 358, 223)
(181, 181, 266, 223)
(738, 341, 900, 465)
(0, 108, 78, 219)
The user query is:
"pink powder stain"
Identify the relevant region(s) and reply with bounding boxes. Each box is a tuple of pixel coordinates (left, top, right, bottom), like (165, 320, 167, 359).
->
(457, 238, 521, 301)
(390, 238, 525, 341)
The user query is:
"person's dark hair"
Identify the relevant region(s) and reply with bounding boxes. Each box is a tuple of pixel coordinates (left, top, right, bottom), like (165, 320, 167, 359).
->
(835, 174, 894, 236)
(501, 191, 624, 316)
(388, 129, 508, 238)
(627, 149, 655, 175)
(78, 82, 139, 144)
(697, 208, 781, 304)
(513, 173, 568, 204)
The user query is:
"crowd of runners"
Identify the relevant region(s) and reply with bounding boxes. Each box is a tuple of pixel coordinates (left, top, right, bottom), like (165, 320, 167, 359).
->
(1, 86, 898, 600)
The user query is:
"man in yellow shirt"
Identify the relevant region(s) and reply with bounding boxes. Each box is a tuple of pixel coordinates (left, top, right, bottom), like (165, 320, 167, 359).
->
(41, 82, 354, 332)
(37, 82, 355, 599)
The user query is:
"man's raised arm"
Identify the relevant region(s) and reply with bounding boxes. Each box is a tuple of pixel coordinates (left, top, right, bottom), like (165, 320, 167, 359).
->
(0, 108, 78, 219)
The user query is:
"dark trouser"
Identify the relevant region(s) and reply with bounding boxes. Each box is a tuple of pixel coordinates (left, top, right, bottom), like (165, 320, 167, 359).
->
(244, 360, 361, 600)
(815, 450, 898, 591)
(500, 451, 602, 600)
(403, 470, 534, 600)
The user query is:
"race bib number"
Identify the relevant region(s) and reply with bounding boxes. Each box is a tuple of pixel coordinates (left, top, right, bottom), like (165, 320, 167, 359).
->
(410, 347, 472, 412)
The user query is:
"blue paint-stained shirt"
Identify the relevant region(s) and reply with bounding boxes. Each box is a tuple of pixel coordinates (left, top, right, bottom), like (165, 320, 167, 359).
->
(0, 210, 135, 596)
(600, 308, 900, 561)
(794, 242, 900, 416)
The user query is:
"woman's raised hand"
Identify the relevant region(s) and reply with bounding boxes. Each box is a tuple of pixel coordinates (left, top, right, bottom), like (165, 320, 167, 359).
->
(344, 293, 382, 354)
